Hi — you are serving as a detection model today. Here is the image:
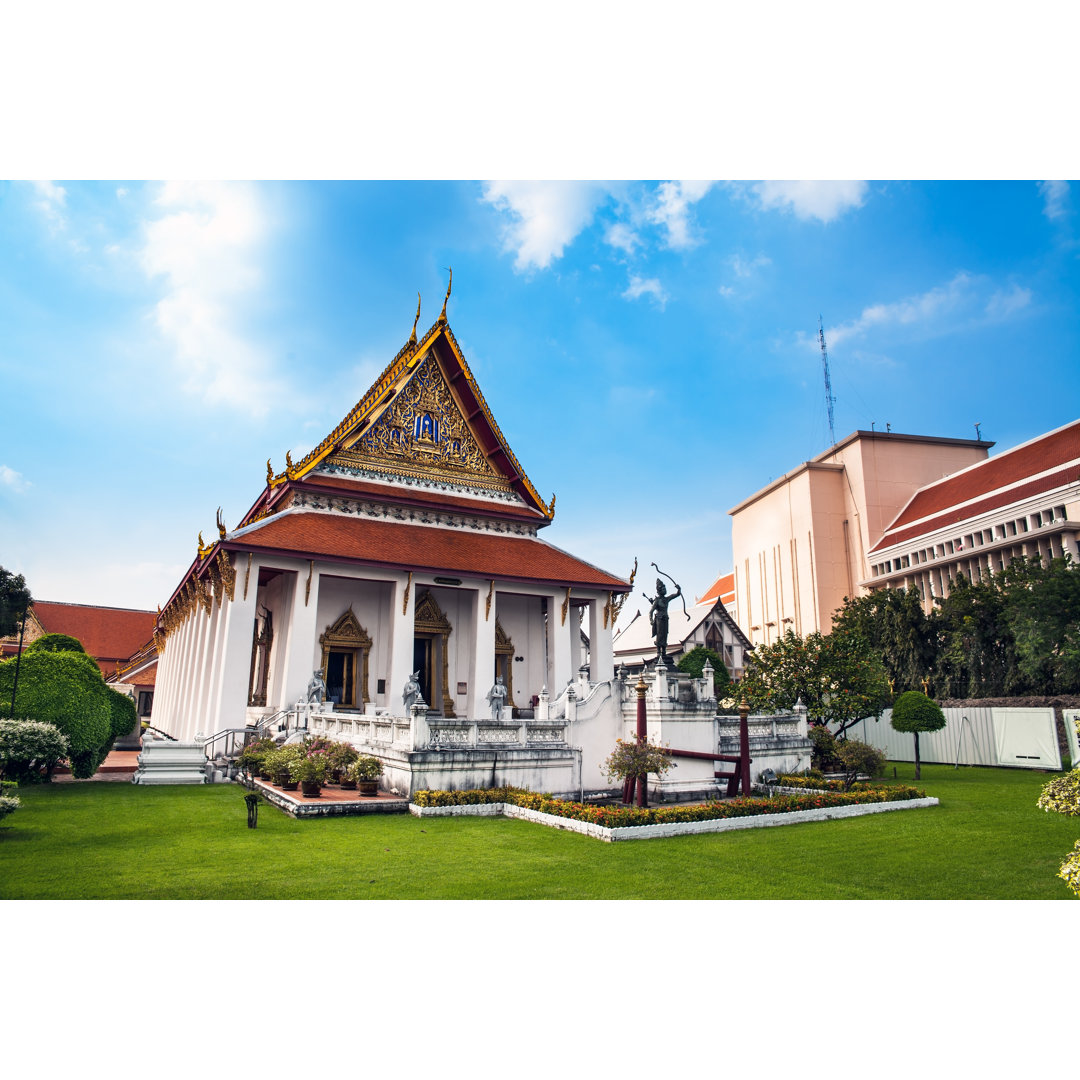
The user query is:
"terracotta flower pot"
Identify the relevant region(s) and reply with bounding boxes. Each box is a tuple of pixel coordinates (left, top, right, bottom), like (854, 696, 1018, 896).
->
(340, 778, 357, 790)
(281, 780, 299, 791)
(358, 779, 378, 797)
(301, 780, 322, 797)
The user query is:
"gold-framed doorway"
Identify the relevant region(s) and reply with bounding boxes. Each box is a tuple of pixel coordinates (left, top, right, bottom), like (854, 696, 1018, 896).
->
(414, 589, 455, 717)
(319, 608, 372, 708)
(495, 618, 515, 716)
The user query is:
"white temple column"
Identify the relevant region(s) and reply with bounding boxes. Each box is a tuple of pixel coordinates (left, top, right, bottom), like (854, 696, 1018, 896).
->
(570, 606, 583, 674)
(548, 590, 572, 696)
(470, 584, 496, 719)
(184, 603, 213, 741)
(279, 565, 321, 709)
(192, 598, 222, 736)
(207, 567, 259, 734)
(202, 596, 229, 734)
(588, 595, 614, 683)
(387, 573, 415, 717)
(172, 612, 196, 736)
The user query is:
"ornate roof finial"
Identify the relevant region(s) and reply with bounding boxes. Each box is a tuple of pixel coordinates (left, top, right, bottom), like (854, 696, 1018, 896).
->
(266, 459, 273, 484)
(408, 292, 421, 347)
(285, 449, 294, 470)
(438, 267, 452, 324)
(198, 531, 205, 550)
(216, 507, 227, 539)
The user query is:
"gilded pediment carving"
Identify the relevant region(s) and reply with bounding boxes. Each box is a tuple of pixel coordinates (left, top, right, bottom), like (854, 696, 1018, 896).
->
(327, 355, 503, 487)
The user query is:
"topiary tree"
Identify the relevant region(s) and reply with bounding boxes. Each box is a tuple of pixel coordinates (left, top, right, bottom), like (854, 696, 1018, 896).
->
(0, 650, 111, 779)
(0, 718, 70, 783)
(677, 645, 732, 697)
(835, 737, 887, 790)
(25, 633, 85, 655)
(106, 687, 137, 741)
(890, 690, 946, 780)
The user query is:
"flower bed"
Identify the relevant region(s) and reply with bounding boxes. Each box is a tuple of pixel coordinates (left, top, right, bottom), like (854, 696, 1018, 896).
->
(411, 782, 930, 832)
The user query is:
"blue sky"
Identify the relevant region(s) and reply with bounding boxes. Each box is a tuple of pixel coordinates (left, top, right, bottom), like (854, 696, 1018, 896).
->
(2, 179, 1077, 620)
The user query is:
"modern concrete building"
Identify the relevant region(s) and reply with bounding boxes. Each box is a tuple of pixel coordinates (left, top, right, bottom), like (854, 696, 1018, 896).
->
(864, 418, 1080, 607)
(728, 430, 993, 645)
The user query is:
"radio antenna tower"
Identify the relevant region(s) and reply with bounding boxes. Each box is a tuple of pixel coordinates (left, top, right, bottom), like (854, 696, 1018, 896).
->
(818, 315, 837, 446)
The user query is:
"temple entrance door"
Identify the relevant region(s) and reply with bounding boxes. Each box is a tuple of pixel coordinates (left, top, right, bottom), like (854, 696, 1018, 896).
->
(413, 636, 433, 713)
(326, 649, 357, 707)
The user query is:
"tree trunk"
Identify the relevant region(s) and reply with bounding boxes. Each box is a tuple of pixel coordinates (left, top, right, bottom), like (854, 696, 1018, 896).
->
(914, 731, 921, 781)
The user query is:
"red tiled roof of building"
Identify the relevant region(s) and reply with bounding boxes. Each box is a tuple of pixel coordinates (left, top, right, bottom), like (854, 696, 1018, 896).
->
(295, 473, 549, 521)
(871, 463, 1080, 551)
(878, 420, 1080, 535)
(32, 602, 157, 663)
(227, 511, 629, 590)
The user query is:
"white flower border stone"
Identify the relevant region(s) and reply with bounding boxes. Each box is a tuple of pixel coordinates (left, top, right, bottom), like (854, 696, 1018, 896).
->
(409, 796, 939, 842)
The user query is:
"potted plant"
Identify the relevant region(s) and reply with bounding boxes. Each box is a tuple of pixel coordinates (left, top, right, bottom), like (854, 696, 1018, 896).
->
(235, 737, 276, 784)
(271, 744, 303, 790)
(326, 741, 359, 784)
(351, 755, 383, 796)
(289, 749, 330, 797)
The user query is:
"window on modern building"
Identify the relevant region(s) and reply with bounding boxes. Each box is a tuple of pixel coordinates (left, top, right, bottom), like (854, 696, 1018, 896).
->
(1019, 518, 1028, 533)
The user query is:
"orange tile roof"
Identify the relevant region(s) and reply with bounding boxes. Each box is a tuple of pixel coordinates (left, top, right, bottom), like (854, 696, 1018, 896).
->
(32, 602, 157, 663)
(698, 572, 735, 606)
(872, 420, 1080, 552)
(228, 512, 629, 590)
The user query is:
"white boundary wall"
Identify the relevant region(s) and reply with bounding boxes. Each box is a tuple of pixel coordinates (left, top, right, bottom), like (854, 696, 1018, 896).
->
(837, 707, 1062, 770)
(1064, 709, 1080, 768)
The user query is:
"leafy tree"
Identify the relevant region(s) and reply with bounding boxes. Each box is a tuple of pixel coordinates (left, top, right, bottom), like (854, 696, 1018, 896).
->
(833, 587, 935, 693)
(0, 568, 33, 639)
(677, 645, 732, 697)
(739, 628, 891, 738)
(106, 687, 138, 741)
(602, 736, 673, 804)
(890, 690, 946, 780)
(835, 738, 887, 790)
(25, 633, 85, 655)
(0, 650, 111, 779)
(1000, 554, 1080, 694)
(930, 573, 1020, 698)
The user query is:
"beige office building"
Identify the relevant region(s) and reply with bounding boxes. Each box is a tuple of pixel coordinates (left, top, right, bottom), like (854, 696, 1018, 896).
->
(728, 430, 992, 645)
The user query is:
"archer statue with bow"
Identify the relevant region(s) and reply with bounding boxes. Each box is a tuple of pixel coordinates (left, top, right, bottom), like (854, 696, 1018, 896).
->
(645, 563, 685, 665)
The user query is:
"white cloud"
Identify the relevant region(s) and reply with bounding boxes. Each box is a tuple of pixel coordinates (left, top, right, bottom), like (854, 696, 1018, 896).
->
(622, 275, 668, 307)
(1038, 180, 1070, 220)
(821, 271, 1032, 351)
(747, 180, 868, 223)
(30, 180, 67, 230)
(718, 285, 736, 298)
(648, 181, 714, 249)
(137, 181, 278, 415)
(116, 187, 129, 199)
(729, 253, 771, 277)
(604, 222, 640, 255)
(482, 181, 611, 271)
(0, 465, 29, 492)
(985, 284, 1032, 319)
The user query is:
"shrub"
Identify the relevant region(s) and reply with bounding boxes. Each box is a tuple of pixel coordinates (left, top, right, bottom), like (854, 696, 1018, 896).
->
(0, 778, 19, 822)
(809, 725, 841, 771)
(0, 650, 111, 778)
(106, 688, 138, 741)
(836, 738, 887, 789)
(0, 718, 70, 783)
(677, 646, 732, 697)
(25, 633, 85, 655)
(602, 737, 673, 784)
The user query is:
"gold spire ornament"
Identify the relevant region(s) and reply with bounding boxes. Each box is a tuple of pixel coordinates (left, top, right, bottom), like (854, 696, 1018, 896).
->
(438, 267, 452, 324)
(408, 292, 421, 347)
(216, 507, 227, 539)
(285, 450, 294, 470)
(266, 459, 273, 484)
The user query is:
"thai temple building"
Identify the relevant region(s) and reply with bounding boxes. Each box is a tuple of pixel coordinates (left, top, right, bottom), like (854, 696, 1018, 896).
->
(148, 286, 811, 798)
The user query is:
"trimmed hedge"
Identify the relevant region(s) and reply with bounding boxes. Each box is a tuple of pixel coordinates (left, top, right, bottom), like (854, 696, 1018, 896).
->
(107, 688, 138, 740)
(0, 718, 70, 783)
(412, 783, 928, 829)
(0, 650, 111, 778)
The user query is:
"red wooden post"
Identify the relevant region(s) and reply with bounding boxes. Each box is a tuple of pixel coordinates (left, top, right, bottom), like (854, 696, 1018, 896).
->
(636, 673, 648, 808)
(738, 696, 751, 796)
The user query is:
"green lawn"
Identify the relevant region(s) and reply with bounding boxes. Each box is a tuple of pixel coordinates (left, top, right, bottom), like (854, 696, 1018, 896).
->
(1, 763, 1076, 899)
